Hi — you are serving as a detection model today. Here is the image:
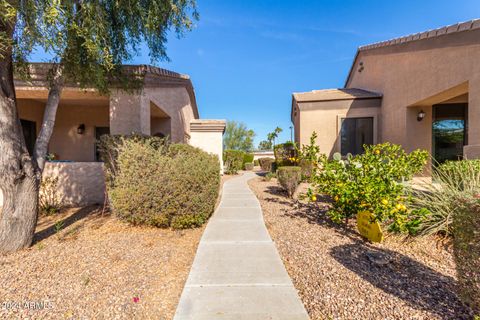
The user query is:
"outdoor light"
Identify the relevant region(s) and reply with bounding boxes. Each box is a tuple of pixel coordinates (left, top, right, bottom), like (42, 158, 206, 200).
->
(77, 124, 86, 134)
(417, 110, 426, 122)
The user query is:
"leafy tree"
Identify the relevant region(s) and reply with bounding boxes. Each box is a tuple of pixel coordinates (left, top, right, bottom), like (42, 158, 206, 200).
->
(0, 0, 197, 253)
(258, 140, 272, 150)
(223, 120, 255, 152)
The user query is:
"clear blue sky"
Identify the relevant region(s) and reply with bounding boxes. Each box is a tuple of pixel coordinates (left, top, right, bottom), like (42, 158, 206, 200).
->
(31, 0, 480, 147)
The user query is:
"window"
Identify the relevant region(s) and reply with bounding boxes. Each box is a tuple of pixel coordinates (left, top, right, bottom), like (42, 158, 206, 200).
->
(95, 127, 110, 161)
(340, 117, 374, 156)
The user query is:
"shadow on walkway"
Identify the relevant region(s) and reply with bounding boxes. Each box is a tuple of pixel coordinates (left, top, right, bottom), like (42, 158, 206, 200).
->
(330, 242, 473, 319)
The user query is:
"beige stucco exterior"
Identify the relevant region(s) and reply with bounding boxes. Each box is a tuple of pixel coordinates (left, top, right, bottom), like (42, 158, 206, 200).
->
(43, 162, 106, 206)
(293, 19, 480, 161)
(293, 96, 381, 157)
(3, 64, 225, 207)
(189, 120, 226, 174)
(0, 162, 104, 208)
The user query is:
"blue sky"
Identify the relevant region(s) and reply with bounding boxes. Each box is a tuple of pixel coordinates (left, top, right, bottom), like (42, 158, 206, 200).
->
(31, 0, 480, 147)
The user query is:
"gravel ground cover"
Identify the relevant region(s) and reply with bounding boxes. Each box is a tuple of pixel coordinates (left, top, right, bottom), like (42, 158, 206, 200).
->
(0, 175, 233, 320)
(248, 174, 474, 320)
(0, 206, 204, 320)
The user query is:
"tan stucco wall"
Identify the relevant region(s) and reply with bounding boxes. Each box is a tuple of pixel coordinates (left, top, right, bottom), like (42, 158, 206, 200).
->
(18, 99, 109, 162)
(347, 29, 480, 156)
(189, 120, 225, 174)
(109, 90, 149, 135)
(145, 86, 196, 142)
(17, 99, 45, 134)
(0, 162, 105, 208)
(189, 131, 224, 173)
(295, 99, 381, 157)
(42, 162, 105, 206)
(50, 104, 109, 161)
(109, 87, 196, 143)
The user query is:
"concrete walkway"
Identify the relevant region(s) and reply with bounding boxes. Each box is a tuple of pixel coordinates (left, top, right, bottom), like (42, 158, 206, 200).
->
(174, 172, 309, 320)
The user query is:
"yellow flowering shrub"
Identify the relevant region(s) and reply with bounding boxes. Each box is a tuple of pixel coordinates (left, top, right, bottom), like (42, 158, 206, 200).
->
(311, 143, 429, 234)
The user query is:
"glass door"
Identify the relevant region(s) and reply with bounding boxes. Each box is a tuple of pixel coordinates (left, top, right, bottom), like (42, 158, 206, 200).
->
(432, 103, 467, 164)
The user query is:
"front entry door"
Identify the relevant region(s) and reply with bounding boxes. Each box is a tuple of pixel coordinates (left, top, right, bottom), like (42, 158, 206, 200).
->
(432, 103, 467, 164)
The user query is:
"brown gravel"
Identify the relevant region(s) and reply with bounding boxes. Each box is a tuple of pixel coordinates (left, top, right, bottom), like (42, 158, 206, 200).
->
(0, 175, 231, 319)
(248, 174, 474, 320)
(0, 207, 203, 319)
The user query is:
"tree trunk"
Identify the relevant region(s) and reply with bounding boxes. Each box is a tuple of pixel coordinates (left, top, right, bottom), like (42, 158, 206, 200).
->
(0, 19, 41, 253)
(34, 68, 64, 171)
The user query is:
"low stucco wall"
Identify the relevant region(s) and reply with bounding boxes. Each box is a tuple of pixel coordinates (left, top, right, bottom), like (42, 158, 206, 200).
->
(253, 151, 274, 161)
(189, 119, 226, 174)
(43, 162, 105, 206)
(0, 162, 105, 209)
(190, 131, 224, 173)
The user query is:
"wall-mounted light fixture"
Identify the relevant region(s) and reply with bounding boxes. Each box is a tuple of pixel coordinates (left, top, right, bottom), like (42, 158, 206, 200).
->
(77, 124, 86, 134)
(417, 110, 426, 122)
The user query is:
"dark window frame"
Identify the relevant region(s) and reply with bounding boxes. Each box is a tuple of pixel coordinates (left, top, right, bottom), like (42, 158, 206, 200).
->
(340, 117, 374, 156)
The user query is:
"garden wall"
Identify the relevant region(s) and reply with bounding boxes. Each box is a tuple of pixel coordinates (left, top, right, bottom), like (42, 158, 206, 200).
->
(189, 119, 226, 174)
(0, 162, 105, 208)
(43, 162, 105, 206)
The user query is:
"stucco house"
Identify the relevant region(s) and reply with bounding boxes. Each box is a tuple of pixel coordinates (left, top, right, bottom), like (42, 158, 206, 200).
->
(292, 19, 480, 164)
(3, 63, 225, 206)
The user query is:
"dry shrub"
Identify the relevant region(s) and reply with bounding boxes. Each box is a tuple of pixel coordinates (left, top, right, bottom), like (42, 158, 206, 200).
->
(39, 177, 62, 215)
(258, 157, 274, 172)
(107, 139, 220, 229)
(277, 166, 302, 198)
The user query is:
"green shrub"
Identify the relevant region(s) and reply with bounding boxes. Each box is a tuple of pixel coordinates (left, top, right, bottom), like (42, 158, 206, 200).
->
(108, 140, 220, 229)
(453, 196, 480, 314)
(413, 159, 480, 236)
(254, 159, 259, 166)
(258, 157, 274, 172)
(243, 153, 254, 165)
(277, 166, 302, 198)
(296, 132, 325, 182)
(274, 142, 297, 166)
(98, 134, 168, 187)
(39, 177, 62, 215)
(223, 150, 245, 174)
(312, 143, 428, 232)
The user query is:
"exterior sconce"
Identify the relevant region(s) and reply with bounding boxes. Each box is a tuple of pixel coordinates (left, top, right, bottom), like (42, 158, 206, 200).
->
(417, 110, 426, 122)
(77, 124, 86, 134)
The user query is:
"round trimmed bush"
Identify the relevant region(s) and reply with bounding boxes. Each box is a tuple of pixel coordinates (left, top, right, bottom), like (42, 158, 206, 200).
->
(109, 140, 220, 229)
(277, 166, 302, 198)
(258, 157, 274, 172)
